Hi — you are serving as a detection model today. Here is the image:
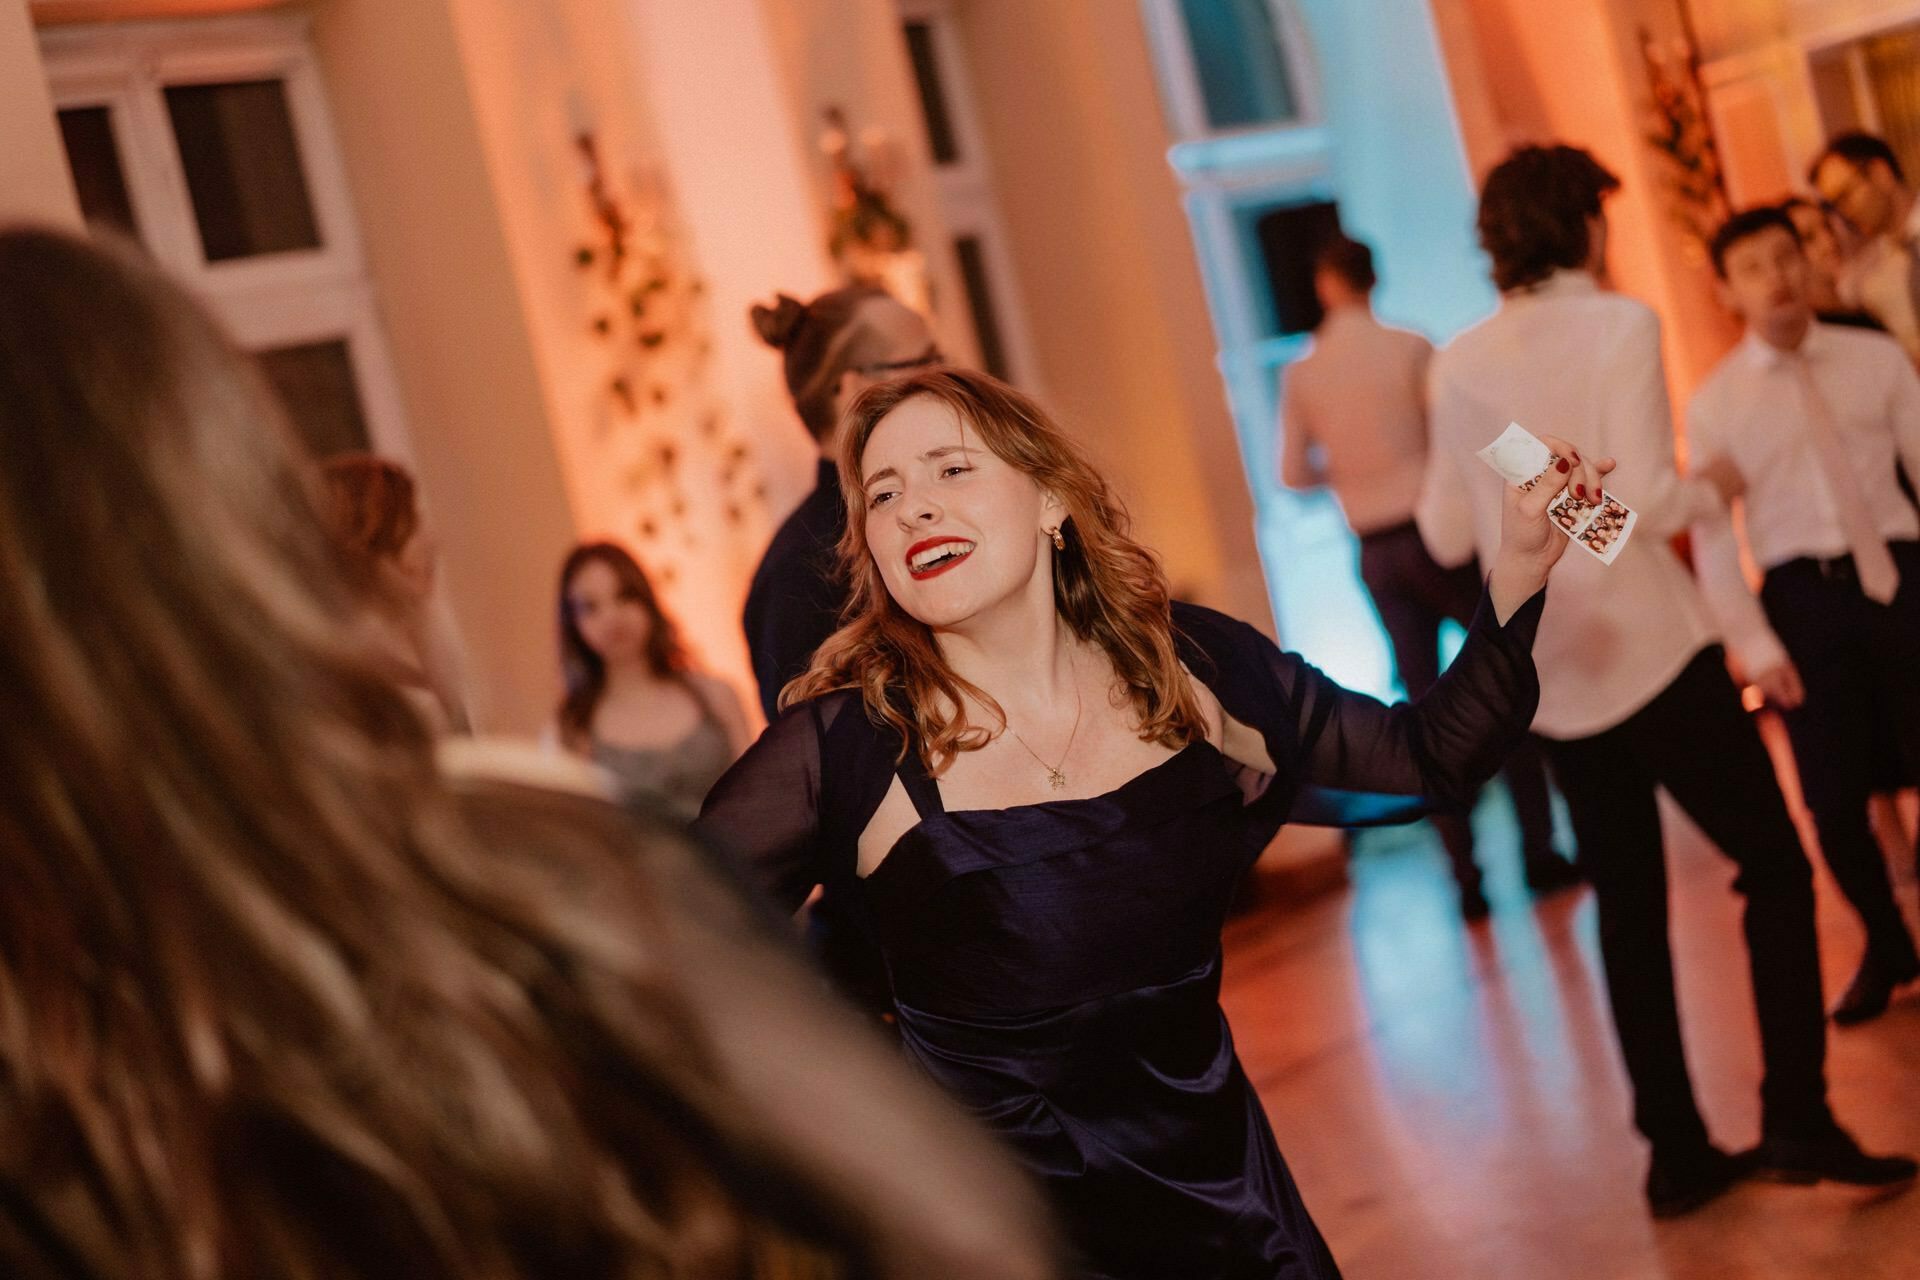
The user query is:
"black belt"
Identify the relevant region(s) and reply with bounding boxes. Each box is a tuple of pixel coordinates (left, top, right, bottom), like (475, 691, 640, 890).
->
(1356, 518, 1422, 545)
(1773, 540, 1918, 586)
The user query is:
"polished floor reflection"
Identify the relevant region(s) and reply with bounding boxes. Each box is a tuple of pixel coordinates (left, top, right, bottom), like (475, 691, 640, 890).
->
(1222, 748, 1920, 1280)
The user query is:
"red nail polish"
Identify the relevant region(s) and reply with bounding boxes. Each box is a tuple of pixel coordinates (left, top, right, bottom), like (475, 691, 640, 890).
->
(1575, 484, 1585, 498)
(1556, 459, 1570, 473)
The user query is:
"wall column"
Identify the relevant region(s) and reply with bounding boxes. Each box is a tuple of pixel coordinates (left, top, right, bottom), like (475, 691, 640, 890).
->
(312, 0, 580, 734)
(2, 0, 82, 227)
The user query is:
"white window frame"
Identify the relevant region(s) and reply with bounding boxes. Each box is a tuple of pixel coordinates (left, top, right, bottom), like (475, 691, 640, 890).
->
(39, 12, 412, 461)
(1137, 0, 1322, 144)
(896, 0, 1040, 390)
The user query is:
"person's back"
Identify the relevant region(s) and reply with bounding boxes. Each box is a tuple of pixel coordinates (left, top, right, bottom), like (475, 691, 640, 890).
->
(1427, 274, 1719, 736)
(0, 227, 1058, 1280)
(1422, 145, 1916, 1218)
(1286, 233, 1580, 915)
(1283, 309, 1433, 535)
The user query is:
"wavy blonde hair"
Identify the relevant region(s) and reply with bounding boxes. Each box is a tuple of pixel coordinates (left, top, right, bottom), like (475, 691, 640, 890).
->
(785, 368, 1207, 773)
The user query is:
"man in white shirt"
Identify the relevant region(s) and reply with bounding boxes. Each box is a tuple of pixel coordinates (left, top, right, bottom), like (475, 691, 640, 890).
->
(1810, 132, 1920, 359)
(1422, 144, 1914, 1216)
(1689, 205, 1920, 1026)
(1281, 234, 1579, 920)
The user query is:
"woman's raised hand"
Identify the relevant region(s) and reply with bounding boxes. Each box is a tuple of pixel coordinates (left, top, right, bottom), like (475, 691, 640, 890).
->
(1487, 434, 1614, 623)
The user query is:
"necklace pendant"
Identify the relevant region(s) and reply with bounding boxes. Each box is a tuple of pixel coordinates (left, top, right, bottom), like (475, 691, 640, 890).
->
(1047, 768, 1067, 790)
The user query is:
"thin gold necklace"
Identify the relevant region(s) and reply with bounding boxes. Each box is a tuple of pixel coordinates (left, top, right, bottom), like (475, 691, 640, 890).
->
(1005, 660, 1083, 790)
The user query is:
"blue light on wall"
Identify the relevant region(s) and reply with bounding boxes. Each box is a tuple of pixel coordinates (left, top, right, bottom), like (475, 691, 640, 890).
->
(1154, 0, 1494, 702)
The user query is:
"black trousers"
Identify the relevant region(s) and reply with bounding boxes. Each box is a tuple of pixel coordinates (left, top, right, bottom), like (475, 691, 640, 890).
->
(1760, 543, 1920, 969)
(1544, 646, 1829, 1151)
(1357, 521, 1559, 886)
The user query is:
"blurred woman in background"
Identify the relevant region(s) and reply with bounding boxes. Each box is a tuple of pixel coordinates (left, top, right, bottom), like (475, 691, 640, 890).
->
(0, 227, 1058, 1280)
(319, 451, 471, 733)
(555, 541, 751, 820)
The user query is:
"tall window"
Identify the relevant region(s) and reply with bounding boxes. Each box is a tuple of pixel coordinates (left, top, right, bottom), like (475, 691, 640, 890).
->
(1176, 0, 1297, 129)
(41, 13, 408, 461)
(898, 0, 1035, 387)
(1809, 21, 1920, 182)
(1142, 0, 1318, 142)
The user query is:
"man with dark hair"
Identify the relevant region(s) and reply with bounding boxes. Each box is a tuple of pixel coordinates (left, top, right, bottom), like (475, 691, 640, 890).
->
(1423, 144, 1912, 1215)
(1281, 232, 1578, 920)
(1811, 131, 1920, 357)
(1474, 144, 1622, 292)
(1692, 204, 1920, 1026)
(1314, 233, 1375, 293)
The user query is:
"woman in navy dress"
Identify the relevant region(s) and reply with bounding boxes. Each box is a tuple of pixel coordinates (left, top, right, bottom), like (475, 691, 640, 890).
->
(698, 369, 1604, 1278)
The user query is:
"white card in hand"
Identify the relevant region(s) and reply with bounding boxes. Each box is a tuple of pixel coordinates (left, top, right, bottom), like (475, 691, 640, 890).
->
(1476, 422, 1558, 491)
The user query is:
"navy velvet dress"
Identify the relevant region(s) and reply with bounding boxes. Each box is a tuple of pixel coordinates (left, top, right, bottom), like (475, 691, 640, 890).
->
(697, 593, 1543, 1278)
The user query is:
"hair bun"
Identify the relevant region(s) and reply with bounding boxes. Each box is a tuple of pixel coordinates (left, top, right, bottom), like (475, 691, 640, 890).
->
(750, 294, 809, 349)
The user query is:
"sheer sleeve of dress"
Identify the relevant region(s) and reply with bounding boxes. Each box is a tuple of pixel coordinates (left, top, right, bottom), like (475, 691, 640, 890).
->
(1174, 585, 1545, 834)
(695, 690, 888, 915)
(694, 697, 830, 913)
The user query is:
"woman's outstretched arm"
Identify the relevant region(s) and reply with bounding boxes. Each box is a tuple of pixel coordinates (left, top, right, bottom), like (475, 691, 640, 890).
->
(1187, 432, 1604, 815)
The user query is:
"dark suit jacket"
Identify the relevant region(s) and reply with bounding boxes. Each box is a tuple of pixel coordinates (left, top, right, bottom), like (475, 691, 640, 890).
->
(743, 459, 849, 721)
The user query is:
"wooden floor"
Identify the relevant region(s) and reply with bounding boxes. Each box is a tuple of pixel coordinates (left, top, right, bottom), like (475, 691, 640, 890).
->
(1221, 728, 1920, 1280)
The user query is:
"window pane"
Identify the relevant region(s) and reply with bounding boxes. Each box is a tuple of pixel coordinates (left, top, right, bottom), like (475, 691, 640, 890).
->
(58, 106, 141, 242)
(954, 235, 1011, 380)
(904, 21, 961, 165)
(257, 339, 369, 456)
(1177, 0, 1297, 130)
(165, 79, 321, 261)
(1250, 199, 1341, 337)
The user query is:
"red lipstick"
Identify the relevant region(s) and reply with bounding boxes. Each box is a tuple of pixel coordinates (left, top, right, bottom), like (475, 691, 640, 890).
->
(905, 535, 976, 580)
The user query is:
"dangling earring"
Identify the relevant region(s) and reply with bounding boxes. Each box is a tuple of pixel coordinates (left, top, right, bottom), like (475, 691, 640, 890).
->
(1048, 526, 1066, 552)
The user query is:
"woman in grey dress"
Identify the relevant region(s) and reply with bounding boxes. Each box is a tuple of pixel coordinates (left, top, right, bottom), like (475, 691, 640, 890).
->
(555, 541, 750, 819)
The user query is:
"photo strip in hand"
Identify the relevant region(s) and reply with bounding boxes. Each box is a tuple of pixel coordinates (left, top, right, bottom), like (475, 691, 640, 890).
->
(1476, 422, 1637, 564)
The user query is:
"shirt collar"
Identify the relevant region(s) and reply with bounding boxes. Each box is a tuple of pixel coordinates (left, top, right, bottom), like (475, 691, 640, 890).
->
(1740, 321, 1830, 370)
(1505, 268, 1599, 304)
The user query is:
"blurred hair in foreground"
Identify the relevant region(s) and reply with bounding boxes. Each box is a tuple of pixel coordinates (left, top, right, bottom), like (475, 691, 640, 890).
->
(0, 227, 1057, 1279)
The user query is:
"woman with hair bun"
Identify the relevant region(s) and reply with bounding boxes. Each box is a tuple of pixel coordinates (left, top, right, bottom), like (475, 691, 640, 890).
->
(700, 367, 1603, 1277)
(743, 285, 940, 719)
(742, 284, 940, 1016)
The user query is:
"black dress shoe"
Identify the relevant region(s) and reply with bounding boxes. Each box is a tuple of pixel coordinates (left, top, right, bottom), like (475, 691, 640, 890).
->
(1754, 1126, 1918, 1187)
(1830, 948, 1920, 1026)
(1645, 1143, 1752, 1218)
(1523, 853, 1583, 895)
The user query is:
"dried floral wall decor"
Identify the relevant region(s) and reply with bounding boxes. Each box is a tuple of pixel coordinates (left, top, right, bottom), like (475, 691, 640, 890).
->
(571, 129, 766, 587)
(819, 105, 931, 313)
(1639, 25, 1730, 259)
